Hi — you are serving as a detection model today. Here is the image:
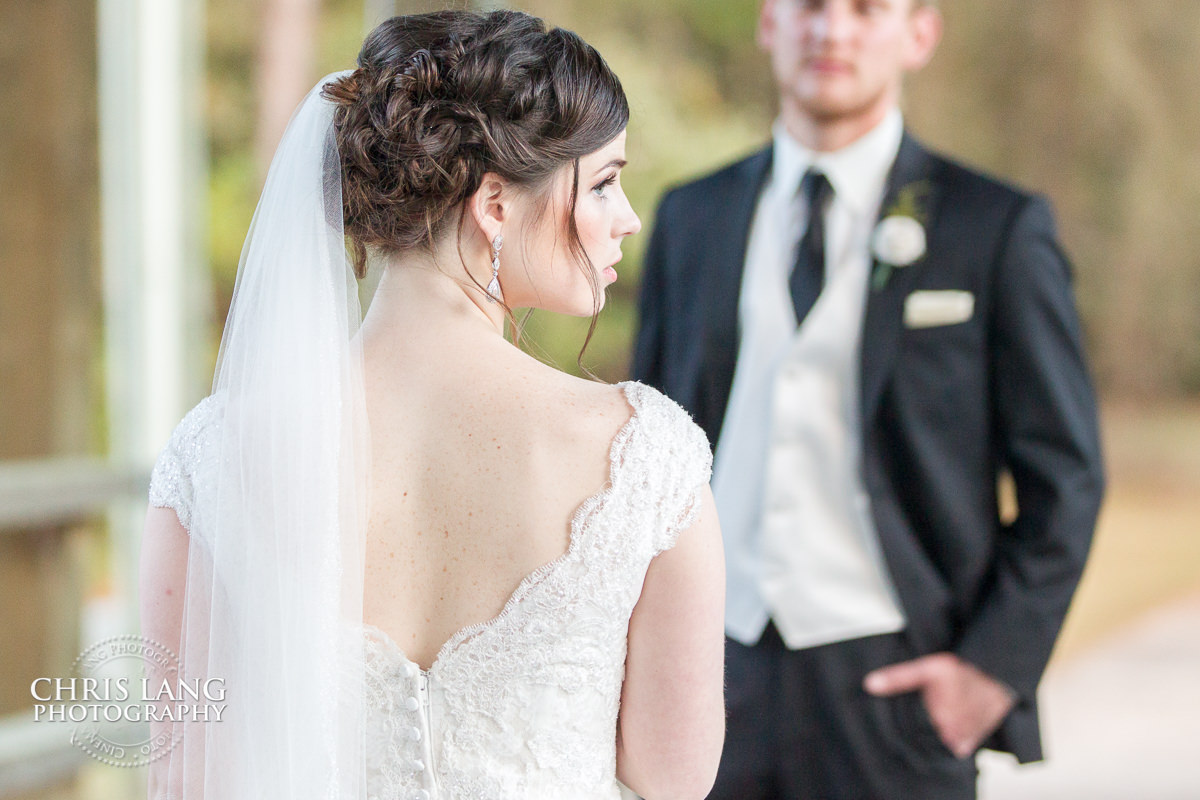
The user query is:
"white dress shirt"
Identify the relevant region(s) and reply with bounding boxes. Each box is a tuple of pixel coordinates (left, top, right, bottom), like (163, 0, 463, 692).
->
(713, 110, 907, 649)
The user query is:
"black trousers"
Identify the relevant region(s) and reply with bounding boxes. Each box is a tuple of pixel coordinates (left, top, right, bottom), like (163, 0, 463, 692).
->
(708, 623, 978, 800)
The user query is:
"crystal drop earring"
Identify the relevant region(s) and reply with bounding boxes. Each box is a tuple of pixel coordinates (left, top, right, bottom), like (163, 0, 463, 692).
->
(486, 234, 503, 303)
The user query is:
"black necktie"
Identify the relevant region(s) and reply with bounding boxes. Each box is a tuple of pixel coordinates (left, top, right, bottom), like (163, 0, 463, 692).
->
(789, 169, 833, 326)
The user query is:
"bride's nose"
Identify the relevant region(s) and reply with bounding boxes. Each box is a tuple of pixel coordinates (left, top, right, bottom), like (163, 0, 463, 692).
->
(617, 199, 642, 239)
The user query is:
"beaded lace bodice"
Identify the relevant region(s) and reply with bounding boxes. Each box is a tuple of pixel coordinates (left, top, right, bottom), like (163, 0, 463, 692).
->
(149, 381, 712, 800)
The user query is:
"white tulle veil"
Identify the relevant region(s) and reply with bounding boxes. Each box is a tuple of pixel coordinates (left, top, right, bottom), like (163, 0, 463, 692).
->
(165, 72, 369, 797)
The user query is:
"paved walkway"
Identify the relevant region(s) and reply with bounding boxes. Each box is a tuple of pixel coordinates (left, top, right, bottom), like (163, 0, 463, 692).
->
(978, 591, 1200, 800)
(80, 589, 1200, 799)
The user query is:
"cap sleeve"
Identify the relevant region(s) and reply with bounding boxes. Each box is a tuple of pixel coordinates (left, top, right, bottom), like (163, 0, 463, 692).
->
(621, 383, 713, 556)
(148, 394, 221, 533)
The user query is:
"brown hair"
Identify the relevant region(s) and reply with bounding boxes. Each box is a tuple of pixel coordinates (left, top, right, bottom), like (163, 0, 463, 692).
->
(321, 10, 629, 331)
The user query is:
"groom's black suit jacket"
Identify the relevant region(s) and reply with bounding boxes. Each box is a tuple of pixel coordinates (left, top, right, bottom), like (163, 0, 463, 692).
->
(631, 134, 1105, 762)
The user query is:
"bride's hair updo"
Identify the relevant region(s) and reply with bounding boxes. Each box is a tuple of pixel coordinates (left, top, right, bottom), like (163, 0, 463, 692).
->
(322, 10, 629, 279)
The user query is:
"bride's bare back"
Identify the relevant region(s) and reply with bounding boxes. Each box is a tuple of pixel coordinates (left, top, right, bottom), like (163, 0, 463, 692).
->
(359, 278, 632, 671)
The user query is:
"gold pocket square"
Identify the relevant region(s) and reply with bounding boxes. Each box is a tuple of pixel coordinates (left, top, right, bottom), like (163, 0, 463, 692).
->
(903, 290, 974, 329)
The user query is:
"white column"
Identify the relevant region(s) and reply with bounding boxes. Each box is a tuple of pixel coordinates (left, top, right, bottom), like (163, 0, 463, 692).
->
(97, 0, 207, 637)
(100, 0, 207, 465)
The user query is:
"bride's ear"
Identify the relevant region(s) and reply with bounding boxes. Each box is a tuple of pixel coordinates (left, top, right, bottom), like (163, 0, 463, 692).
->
(466, 172, 510, 244)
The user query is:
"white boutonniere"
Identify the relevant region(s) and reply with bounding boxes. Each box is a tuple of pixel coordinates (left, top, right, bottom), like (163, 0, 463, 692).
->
(871, 180, 931, 291)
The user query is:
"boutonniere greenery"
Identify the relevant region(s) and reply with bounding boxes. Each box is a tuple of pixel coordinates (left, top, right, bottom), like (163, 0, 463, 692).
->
(871, 180, 931, 291)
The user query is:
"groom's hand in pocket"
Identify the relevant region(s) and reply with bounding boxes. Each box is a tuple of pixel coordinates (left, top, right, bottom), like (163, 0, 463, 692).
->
(862, 652, 1017, 758)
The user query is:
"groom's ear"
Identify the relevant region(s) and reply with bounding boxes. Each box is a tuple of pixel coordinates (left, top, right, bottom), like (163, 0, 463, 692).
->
(757, 0, 780, 53)
(466, 172, 509, 243)
(903, 4, 943, 72)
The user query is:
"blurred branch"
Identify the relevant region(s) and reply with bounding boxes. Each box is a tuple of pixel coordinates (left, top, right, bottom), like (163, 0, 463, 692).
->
(0, 459, 147, 530)
(255, 0, 319, 175)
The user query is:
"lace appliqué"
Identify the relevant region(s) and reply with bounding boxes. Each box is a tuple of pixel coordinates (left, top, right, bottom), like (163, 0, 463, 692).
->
(147, 394, 222, 534)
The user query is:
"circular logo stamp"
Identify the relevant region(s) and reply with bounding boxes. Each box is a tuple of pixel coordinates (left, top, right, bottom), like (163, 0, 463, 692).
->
(68, 634, 183, 768)
(27, 634, 199, 767)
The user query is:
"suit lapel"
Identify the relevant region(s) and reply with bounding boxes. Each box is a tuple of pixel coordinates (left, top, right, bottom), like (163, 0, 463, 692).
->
(702, 147, 772, 427)
(860, 133, 940, 425)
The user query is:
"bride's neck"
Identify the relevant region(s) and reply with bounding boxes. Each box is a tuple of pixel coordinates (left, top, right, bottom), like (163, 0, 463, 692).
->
(362, 257, 507, 342)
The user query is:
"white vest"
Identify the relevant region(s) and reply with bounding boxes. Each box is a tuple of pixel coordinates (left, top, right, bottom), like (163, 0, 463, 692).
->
(713, 110, 907, 649)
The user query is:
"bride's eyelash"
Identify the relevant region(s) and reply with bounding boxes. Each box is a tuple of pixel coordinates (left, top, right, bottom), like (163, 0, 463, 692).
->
(592, 174, 617, 195)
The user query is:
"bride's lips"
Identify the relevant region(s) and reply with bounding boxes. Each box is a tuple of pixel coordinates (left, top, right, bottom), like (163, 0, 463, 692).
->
(602, 253, 622, 283)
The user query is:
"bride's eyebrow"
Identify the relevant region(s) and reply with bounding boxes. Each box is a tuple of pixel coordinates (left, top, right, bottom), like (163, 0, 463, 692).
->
(592, 158, 627, 175)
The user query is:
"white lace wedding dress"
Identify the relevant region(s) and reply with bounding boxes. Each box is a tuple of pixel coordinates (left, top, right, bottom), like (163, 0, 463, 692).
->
(149, 381, 712, 800)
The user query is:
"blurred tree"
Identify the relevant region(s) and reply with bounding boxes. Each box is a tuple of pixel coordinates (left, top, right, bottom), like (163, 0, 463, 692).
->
(202, 0, 1200, 396)
(907, 0, 1200, 396)
(0, 0, 96, 792)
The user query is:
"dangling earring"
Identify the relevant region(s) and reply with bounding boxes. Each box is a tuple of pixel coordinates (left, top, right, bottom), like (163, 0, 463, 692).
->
(486, 234, 503, 303)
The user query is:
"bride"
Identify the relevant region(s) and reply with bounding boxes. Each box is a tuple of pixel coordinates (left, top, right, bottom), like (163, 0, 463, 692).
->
(139, 9, 724, 800)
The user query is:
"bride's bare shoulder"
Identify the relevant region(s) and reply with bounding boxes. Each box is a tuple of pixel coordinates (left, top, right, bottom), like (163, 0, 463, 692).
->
(516, 363, 633, 448)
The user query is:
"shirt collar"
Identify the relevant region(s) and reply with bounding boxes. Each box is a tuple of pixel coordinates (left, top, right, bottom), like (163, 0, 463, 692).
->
(770, 108, 904, 216)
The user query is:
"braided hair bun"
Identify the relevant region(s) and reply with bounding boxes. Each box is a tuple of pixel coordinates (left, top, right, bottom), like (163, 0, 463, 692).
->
(322, 10, 629, 278)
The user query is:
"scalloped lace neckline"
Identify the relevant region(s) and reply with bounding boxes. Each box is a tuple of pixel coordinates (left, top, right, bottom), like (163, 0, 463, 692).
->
(362, 380, 643, 675)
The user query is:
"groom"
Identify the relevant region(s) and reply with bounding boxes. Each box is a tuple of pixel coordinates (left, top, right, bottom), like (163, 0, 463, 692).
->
(632, 0, 1105, 797)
